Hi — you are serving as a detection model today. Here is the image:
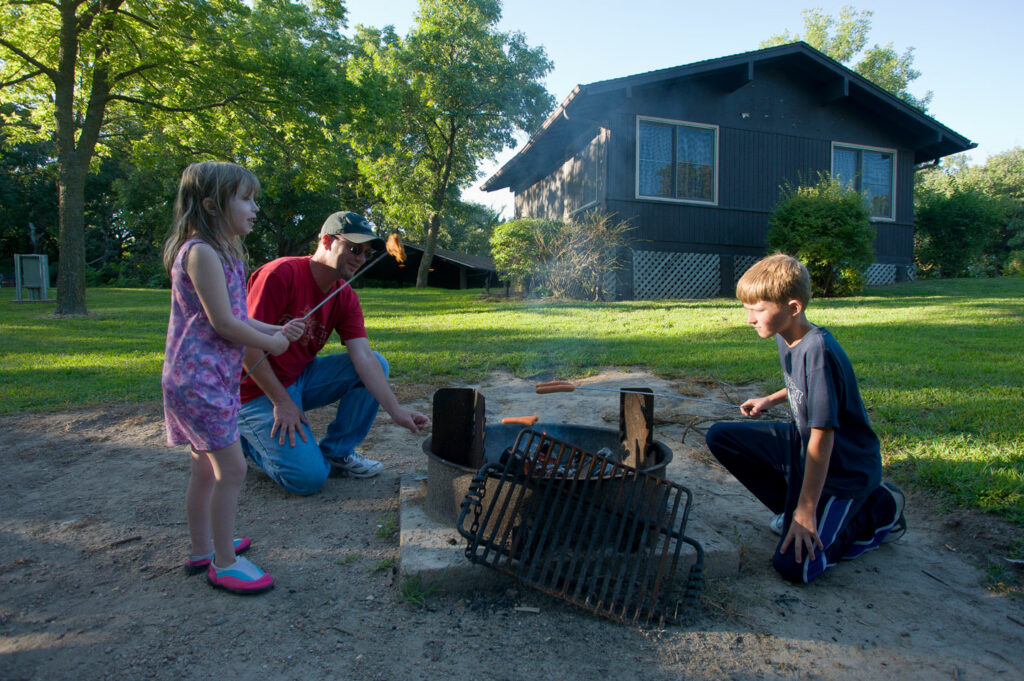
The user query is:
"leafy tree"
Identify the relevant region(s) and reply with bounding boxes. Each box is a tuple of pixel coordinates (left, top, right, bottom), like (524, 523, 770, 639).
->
(345, 0, 553, 288)
(914, 149, 1024, 277)
(975, 148, 1024, 275)
(0, 108, 59, 273)
(92, 152, 175, 287)
(0, 0, 349, 313)
(915, 178, 1002, 278)
(0, 1, 226, 312)
(767, 173, 875, 297)
(763, 6, 931, 110)
(126, 0, 365, 263)
(437, 201, 505, 257)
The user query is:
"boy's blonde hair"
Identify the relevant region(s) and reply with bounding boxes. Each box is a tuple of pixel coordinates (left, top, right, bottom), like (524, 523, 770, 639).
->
(736, 253, 812, 306)
(162, 161, 259, 274)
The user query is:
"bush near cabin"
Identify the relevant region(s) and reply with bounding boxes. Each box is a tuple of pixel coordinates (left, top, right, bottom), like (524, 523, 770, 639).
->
(767, 174, 875, 297)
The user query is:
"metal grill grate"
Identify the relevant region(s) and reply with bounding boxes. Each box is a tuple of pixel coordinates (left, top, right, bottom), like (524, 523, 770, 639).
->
(633, 250, 720, 299)
(457, 429, 704, 626)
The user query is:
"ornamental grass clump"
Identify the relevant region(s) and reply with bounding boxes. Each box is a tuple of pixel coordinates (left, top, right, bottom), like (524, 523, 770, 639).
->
(537, 211, 634, 301)
(490, 212, 633, 300)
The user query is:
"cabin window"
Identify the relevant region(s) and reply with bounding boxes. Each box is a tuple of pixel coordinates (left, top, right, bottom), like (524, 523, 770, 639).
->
(832, 143, 895, 220)
(637, 118, 717, 203)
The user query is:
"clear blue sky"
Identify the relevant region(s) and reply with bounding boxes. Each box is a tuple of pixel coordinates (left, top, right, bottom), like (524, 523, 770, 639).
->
(345, 0, 1023, 217)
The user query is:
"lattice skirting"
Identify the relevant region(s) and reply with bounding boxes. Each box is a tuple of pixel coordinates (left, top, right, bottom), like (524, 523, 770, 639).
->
(864, 263, 896, 286)
(733, 255, 759, 286)
(633, 251, 720, 299)
(629, 252, 913, 299)
(865, 263, 916, 286)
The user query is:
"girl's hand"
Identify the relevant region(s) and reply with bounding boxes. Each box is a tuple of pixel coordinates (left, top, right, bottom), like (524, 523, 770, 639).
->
(281, 319, 305, 342)
(268, 331, 290, 356)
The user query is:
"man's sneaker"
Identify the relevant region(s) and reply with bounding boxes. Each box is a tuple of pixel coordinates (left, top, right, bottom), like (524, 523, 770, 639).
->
(206, 556, 274, 594)
(330, 452, 383, 478)
(881, 481, 907, 543)
(769, 512, 785, 536)
(184, 537, 251, 575)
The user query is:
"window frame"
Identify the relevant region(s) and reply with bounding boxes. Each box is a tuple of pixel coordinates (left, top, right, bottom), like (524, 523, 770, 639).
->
(635, 116, 719, 206)
(830, 141, 897, 221)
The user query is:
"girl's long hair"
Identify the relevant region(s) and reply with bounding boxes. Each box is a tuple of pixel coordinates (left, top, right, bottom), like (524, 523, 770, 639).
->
(162, 161, 260, 274)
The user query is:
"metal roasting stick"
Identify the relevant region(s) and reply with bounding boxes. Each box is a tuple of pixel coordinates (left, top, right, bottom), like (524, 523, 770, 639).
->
(242, 235, 404, 383)
(537, 382, 786, 415)
(299, 250, 389, 321)
(569, 386, 743, 410)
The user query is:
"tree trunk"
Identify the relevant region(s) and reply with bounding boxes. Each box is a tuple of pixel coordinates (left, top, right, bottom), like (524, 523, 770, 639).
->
(415, 129, 458, 288)
(415, 212, 441, 288)
(52, 0, 88, 314)
(55, 159, 88, 314)
(51, 0, 117, 314)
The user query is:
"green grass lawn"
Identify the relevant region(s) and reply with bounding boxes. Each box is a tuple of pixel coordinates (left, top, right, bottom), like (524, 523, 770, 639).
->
(1, 279, 1022, 525)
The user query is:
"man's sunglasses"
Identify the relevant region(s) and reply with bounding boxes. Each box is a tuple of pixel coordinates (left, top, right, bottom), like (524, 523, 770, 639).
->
(331, 237, 375, 257)
(346, 243, 376, 257)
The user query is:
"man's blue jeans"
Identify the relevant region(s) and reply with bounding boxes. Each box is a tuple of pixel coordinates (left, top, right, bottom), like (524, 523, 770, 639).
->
(238, 352, 387, 495)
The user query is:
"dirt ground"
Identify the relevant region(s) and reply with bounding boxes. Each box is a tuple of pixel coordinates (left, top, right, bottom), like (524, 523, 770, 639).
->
(2, 369, 1022, 681)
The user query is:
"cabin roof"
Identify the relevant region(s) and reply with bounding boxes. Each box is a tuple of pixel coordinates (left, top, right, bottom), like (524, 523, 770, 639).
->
(483, 42, 975, 192)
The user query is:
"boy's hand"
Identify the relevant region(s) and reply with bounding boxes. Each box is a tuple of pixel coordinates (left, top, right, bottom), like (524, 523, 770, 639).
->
(781, 505, 824, 562)
(740, 397, 772, 417)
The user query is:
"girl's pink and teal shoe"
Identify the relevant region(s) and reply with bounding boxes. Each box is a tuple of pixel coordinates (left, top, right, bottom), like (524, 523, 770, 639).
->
(183, 537, 251, 575)
(206, 556, 274, 594)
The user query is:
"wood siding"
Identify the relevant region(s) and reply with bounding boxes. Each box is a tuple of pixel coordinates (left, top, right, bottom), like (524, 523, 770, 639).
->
(515, 130, 607, 220)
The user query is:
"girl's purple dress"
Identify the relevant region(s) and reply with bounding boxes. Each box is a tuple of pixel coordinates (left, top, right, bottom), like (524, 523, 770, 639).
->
(162, 239, 247, 451)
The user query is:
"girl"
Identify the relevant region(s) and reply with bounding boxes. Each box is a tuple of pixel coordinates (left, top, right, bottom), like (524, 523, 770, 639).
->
(162, 161, 304, 594)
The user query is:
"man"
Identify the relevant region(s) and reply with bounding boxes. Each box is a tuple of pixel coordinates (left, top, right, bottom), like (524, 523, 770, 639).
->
(238, 211, 430, 495)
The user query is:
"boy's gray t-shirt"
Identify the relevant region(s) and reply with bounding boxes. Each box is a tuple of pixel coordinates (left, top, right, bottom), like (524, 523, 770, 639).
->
(777, 325, 881, 497)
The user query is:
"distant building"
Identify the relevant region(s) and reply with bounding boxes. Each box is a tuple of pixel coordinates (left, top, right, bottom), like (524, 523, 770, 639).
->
(369, 243, 500, 290)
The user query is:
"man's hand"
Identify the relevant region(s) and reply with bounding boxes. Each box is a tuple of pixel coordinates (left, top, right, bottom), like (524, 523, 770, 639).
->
(281, 318, 306, 342)
(780, 504, 823, 563)
(390, 407, 430, 435)
(270, 397, 309, 446)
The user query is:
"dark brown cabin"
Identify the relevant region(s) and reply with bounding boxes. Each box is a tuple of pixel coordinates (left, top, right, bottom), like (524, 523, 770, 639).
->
(483, 42, 975, 299)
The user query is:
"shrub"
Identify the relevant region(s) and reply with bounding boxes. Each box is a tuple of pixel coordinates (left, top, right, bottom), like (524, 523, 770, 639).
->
(767, 173, 875, 297)
(1003, 251, 1024, 277)
(489, 218, 561, 293)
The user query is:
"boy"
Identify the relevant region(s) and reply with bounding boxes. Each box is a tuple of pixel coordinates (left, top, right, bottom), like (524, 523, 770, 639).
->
(706, 254, 906, 583)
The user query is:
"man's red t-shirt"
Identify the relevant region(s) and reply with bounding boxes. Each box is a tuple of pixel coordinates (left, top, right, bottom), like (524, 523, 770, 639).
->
(240, 256, 367, 403)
